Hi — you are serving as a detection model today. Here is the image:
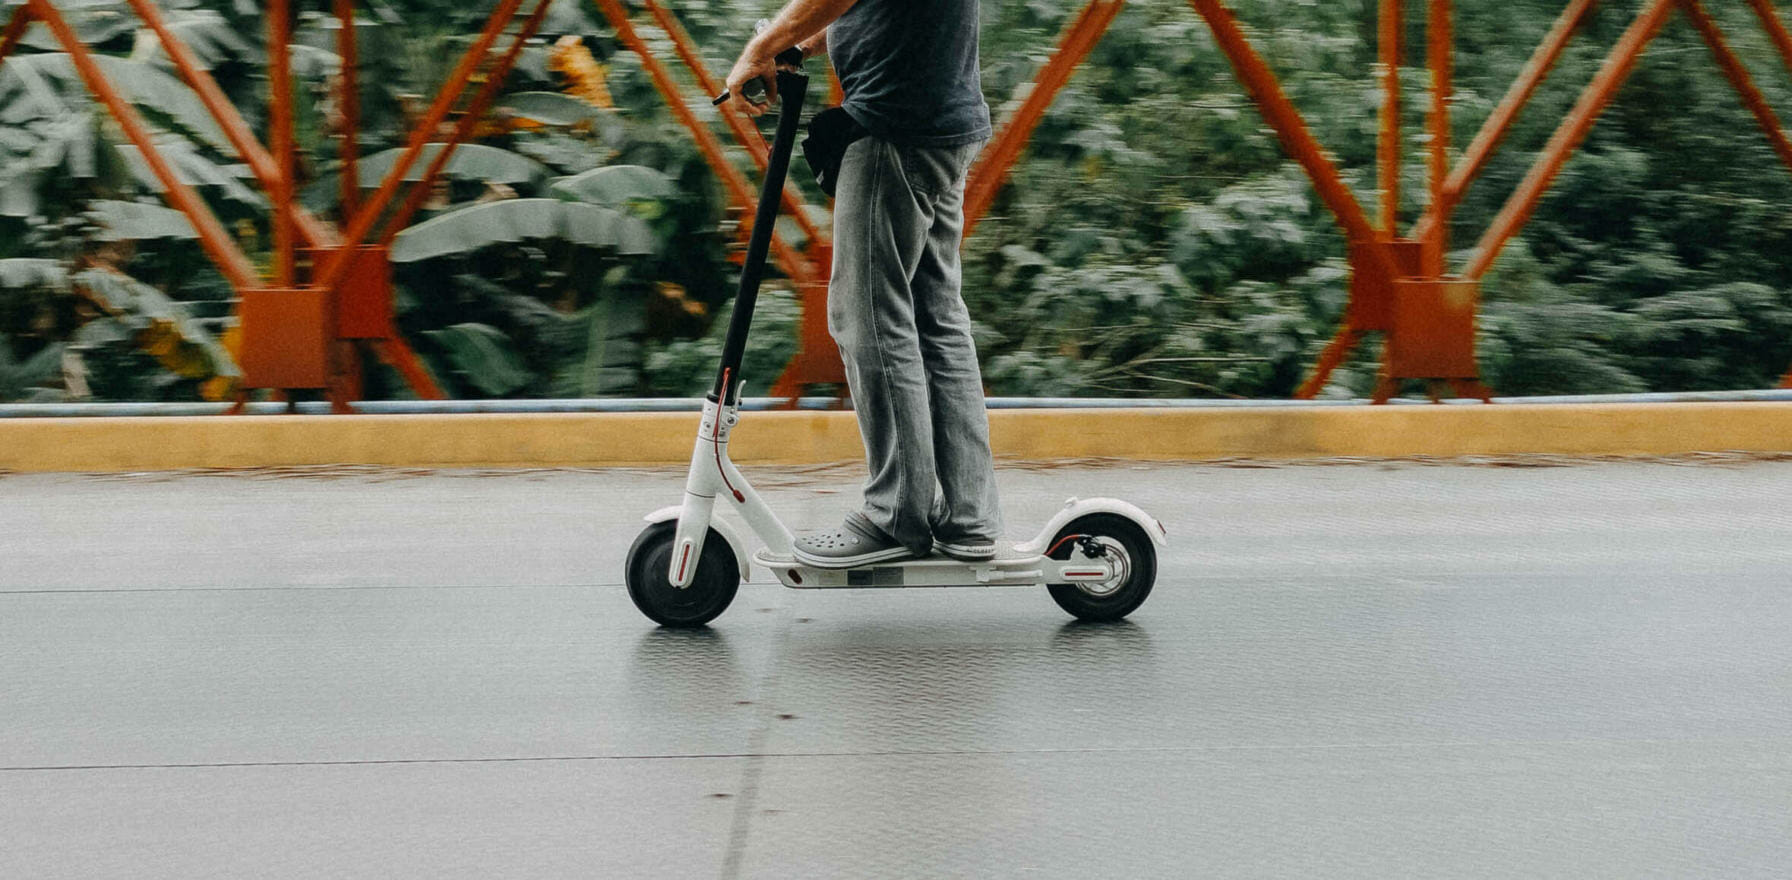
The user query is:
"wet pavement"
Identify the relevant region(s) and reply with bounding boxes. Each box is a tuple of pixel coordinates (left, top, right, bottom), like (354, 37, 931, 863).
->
(4, 460, 1791, 878)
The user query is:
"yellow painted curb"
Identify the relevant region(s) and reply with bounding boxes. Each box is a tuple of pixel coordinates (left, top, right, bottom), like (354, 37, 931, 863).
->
(2, 403, 1791, 473)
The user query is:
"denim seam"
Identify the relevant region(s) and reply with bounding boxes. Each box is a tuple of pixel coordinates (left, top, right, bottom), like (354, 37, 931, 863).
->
(863, 139, 910, 543)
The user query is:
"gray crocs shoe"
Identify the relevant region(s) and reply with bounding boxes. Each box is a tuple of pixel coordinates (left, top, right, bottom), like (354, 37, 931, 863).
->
(932, 535, 998, 562)
(794, 513, 917, 570)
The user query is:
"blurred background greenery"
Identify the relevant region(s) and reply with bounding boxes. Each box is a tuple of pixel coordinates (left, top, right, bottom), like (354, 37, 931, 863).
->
(1, 0, 1789, 403)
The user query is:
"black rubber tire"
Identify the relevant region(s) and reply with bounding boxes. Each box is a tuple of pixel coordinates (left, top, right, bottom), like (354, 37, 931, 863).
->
(1045, 514, 1157, 622)
(626, 521, 741, 628)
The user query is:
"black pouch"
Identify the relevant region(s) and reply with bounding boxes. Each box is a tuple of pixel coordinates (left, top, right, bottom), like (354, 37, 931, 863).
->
(801, 106, 869, 198)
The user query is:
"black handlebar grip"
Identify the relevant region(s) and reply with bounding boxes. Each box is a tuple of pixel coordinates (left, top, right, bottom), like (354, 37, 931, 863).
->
(711, 46, 807, 106)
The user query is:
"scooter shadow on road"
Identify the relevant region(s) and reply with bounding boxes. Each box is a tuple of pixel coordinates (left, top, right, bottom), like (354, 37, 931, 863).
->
(1040, 621, 1167, 731)
(618, 618, 1161, 746)
(746, 617, 1163, 743)
(1048, 619, 1155, 656)
(624, 627, 751, 713)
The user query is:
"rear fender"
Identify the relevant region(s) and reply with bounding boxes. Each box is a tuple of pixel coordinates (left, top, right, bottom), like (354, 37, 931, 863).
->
(1013, 497, 1169, 556)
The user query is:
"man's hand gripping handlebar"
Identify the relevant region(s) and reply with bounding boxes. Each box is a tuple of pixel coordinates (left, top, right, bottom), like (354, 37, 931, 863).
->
(717, 20, 806, 115)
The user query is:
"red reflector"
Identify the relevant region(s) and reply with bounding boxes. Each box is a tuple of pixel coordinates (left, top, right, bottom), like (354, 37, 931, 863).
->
(676, 544, 691, 581)
(788, 569, 803, 584)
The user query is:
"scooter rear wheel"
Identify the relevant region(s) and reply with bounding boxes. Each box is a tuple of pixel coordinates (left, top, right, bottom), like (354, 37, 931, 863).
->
(626, 521, 740, 628)
(1045, 513, 1156, 622)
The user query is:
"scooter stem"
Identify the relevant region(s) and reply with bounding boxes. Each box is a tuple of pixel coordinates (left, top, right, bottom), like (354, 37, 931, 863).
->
(673, 65, 809, 588)
(710, 68, 810, 405)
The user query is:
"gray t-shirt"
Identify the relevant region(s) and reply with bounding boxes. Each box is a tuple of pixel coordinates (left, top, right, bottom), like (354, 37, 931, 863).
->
(826, 0, 992, 147)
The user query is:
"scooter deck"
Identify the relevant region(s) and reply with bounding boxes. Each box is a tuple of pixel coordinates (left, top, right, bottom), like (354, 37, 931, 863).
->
(752, 549, 1114, 589)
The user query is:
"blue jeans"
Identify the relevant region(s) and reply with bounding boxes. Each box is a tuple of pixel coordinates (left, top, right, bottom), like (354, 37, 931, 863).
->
(828, 136, 1002, 553)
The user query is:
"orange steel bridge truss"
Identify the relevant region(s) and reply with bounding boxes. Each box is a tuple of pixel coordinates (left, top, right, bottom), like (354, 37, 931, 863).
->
(2, 0, 1791, 408)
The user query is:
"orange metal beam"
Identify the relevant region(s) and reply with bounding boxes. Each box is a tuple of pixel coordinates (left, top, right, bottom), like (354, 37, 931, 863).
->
(1295, 326, 1366, 398)
(315, 0, 529, 292)
(1753, 0, 1792, 390)
(345, 0, 543, 406)
(0, 4, 34, 66)
(121, 0, 339, 249)
(1680, 0, 1792, 177)
(1464, 0, 1676, 280)
(1411, 0, 1597, 246)
(1189, 0, 1415, 401)
(372, 337, 446, 400)
(268, 0, 296, 286)
(1185, 0, 1396, 278)
(1426, 0, 1452, 273)
(1192, 0, 1416, 401)
(591, 0, 816, 287)
(1749, 0, 1792, 76)
(963, 0, 1126, 238)
(592, 0, 755, 213)
(639, 0, 826, 249)
(27, 0, 260, 292)
(642, 0, 767, 166)
(1377, 0, 1402, 235)
(377, 0, 553, 246)
(336, 0, 361, 221)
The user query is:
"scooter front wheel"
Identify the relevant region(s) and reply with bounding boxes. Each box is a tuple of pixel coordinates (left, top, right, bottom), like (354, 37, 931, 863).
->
(1045, 513, 1157, 622)
(626, 521, 740, 628)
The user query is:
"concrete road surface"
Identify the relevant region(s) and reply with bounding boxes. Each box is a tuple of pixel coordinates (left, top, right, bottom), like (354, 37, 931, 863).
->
(3, 459, 1791, 878)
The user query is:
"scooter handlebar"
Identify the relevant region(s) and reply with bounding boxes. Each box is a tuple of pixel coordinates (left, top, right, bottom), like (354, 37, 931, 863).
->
(711, 46, 807, 106)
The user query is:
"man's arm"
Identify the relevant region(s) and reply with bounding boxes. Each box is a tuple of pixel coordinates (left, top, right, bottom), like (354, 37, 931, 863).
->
(725, 0, 856, 116)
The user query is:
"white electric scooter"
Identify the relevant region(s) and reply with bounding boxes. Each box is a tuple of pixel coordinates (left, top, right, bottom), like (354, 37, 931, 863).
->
(626, 60, 1165, 628)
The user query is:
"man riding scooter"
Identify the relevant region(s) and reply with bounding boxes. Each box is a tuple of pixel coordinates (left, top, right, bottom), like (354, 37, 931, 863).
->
(725, 0, 1002, 569)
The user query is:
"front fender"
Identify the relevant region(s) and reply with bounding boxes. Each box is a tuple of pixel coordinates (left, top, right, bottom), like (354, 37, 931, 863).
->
(1014, 497, 1169, 556)
(644, 506, 753, 582)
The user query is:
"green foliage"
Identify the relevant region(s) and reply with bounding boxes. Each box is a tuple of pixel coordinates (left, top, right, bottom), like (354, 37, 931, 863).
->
(960, 0, 1792, 398)
(547, 292, 648, 397)
(75, 267, 238, 379)
(2, 0, 1790, 403)
(0, 336, 63, 402)
(422, 322, 531, 396)
(644, 286, 799, 398)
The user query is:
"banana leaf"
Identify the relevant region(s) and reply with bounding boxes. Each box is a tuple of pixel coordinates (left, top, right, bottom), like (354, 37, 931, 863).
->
(498, 91, 600, 127)
(116, 140, 264, 208)
(390, 198, 656, 263)
(85, 199, 198, 241)
(0, 113, 97, 216)
(28, 112, 98, 178)
(549, 165, 674, 208)
(356, 143, 548, 187)
(422, 321, 531, 396)
(72, 268, 239, 380)
(0, 258, 67, 289)
(16, 5, 137, 51)
(0, 53, 234, 155)
(131, 8, 259, 69)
